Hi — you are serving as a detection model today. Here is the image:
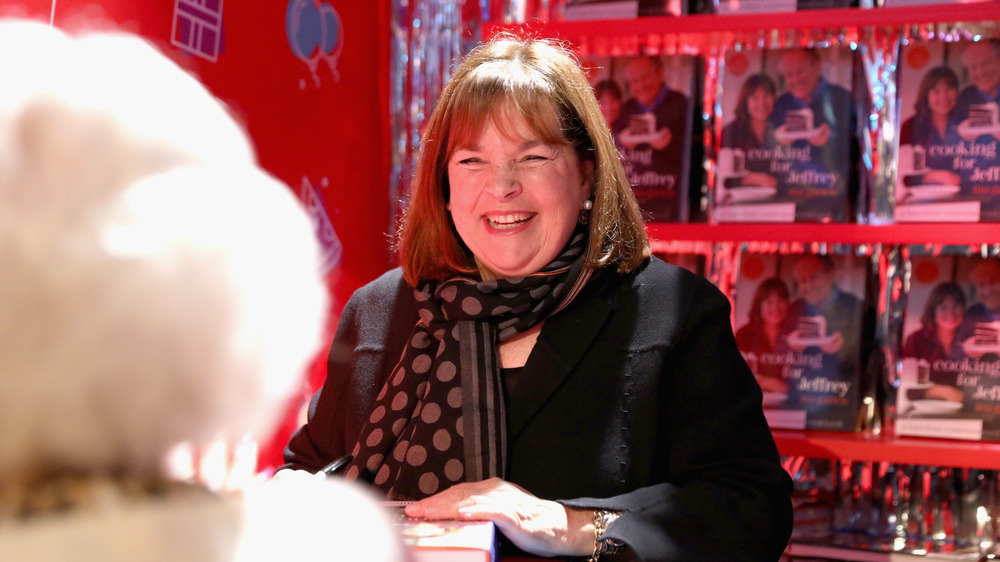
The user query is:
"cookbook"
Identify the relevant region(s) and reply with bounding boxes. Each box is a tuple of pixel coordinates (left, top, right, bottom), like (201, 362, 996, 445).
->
(397, 516, 497, 562)
(733, 251, 867, 431)
(715, 46, 860, 223)
(586, 53, 699, 222)
(897, 254, 1000, 441)
(895, 39, 1000, 222)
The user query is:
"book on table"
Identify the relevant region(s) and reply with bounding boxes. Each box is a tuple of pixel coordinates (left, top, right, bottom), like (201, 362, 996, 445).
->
(397, 516, 498, 562)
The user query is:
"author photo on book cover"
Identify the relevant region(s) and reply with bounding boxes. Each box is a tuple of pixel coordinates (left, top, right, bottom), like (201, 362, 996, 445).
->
(281, 37, 792, 561)
(897, 39, 1000, 221)
(715, 56, 790, 221)
(786, 255, 864, 375)
(769, 47, 857, 222)
(897, 256, 1000, 439)
(608, 54, 695, 222)
(954, 39, 1000, 143)
(898, 66, 964, 191)
(719, 73, 781, 192)
(594, 78, 624, 129)
(961, 258, 1000, 360)
(779, 254, 869, 430)
(735, 277, 794, 394)
(901, 281, 968, 408)
(715, 47, 857, 223)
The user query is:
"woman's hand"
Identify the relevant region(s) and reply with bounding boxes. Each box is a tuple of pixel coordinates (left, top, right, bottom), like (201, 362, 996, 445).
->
(403, 477, 595, 557)
(756, 375, 788, 394)
(923, 169, 961, 186)
(927, 384, 964, 403)
(742, 172, 778, 188)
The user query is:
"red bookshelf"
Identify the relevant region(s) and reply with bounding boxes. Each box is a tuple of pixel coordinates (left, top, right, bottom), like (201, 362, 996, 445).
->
(484, 3, 1000, 40)
(774, 429, 1000, 468)
(644, 222, 1000, 246)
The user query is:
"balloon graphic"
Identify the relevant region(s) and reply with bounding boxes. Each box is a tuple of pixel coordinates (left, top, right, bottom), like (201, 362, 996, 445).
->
(286, 0, 343, 86)
(319, 4, 342, 56)
(286, 0, 323, 61)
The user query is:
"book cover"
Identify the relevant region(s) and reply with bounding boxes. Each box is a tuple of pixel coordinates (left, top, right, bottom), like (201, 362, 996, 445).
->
(564, 0, 639, 19)
(715, 46, 858, 223)
(564, 0, 684, 19)
(708, 0, 853, 15)
(587, 53, 698, 222)
(896, 254, 1000, 441)
(733, 252, 867, 431)
(399, 518, 497, 562)
(882, 0, 992, 6)
(895, 39, 1000, 223)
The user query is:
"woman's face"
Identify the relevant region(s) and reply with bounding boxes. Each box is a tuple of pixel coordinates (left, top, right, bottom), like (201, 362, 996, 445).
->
(598, 92, 621, 126)
(446, 113, 592, 278)
(927, 81, 957, 117)
(934, 296, 964, 332)
(760, 292, 788, 327)
(746, 87, 775, 122)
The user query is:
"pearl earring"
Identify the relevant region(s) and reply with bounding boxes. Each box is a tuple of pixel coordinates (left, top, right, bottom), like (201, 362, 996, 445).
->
(579, 200, 593, 225)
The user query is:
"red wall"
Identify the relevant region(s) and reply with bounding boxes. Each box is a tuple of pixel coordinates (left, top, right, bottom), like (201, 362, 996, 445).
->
(1, 0, 395, 469)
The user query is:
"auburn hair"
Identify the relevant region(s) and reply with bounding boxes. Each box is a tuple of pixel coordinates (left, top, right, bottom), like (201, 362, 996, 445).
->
(397, 37, 649, 285)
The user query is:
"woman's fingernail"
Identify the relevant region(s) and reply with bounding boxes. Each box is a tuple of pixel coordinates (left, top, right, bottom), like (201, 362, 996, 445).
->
(404, 504, 423, 516)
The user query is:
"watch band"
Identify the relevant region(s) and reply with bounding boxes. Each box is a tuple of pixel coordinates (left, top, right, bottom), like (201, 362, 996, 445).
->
(588, 509, 624, 561)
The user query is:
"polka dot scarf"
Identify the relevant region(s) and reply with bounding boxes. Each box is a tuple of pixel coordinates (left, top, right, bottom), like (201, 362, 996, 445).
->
(344, 230, 591, 500)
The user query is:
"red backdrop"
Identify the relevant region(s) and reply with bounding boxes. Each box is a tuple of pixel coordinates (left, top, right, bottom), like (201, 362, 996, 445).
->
(1, 0, 395, 470)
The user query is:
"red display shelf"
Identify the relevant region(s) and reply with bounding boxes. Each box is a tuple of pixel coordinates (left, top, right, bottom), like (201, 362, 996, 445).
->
(774, 429, 1000, 468)
(644, 222, 1000, 246)
(484, 3, 1000, 39)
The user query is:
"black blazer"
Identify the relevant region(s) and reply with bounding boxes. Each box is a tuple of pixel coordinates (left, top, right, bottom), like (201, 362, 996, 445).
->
(284, 257, 793, 561)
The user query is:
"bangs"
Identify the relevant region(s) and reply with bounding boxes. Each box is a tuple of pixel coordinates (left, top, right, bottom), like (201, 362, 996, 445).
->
(445, 62, 573, 157)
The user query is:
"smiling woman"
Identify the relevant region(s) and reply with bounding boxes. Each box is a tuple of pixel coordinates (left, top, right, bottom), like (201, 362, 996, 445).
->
(282, 37, 793, 561)
(446, 115, 592, 278)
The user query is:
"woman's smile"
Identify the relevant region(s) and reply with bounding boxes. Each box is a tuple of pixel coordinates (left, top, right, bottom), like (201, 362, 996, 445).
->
(485, 212, 534, 231)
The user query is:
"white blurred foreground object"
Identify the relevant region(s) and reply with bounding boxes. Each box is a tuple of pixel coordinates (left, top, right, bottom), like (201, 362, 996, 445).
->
(0, 19, 403, 562)
(0, 476, 404, 562)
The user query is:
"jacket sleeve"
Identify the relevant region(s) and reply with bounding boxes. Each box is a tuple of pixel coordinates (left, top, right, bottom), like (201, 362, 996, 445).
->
(561, 277, 793, 562)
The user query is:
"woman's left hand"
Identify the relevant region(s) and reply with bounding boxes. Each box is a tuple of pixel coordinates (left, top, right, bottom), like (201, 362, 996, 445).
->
(923, 169, 961, 186)
(743, 172, 778, 188)
(756, 375, 788, 394)
(403, 477, 594, 557)
(927, 384, 964, 403)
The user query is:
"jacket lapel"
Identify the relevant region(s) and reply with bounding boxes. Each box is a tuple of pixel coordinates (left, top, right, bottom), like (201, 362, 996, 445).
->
(506, 291, 612, 439)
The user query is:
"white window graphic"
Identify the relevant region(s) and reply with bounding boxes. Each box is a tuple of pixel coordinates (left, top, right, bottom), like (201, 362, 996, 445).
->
(171, 0, 224, 62)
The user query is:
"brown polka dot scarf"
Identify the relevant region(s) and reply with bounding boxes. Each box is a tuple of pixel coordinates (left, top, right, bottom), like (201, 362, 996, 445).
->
(344, 230, 591, 500)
